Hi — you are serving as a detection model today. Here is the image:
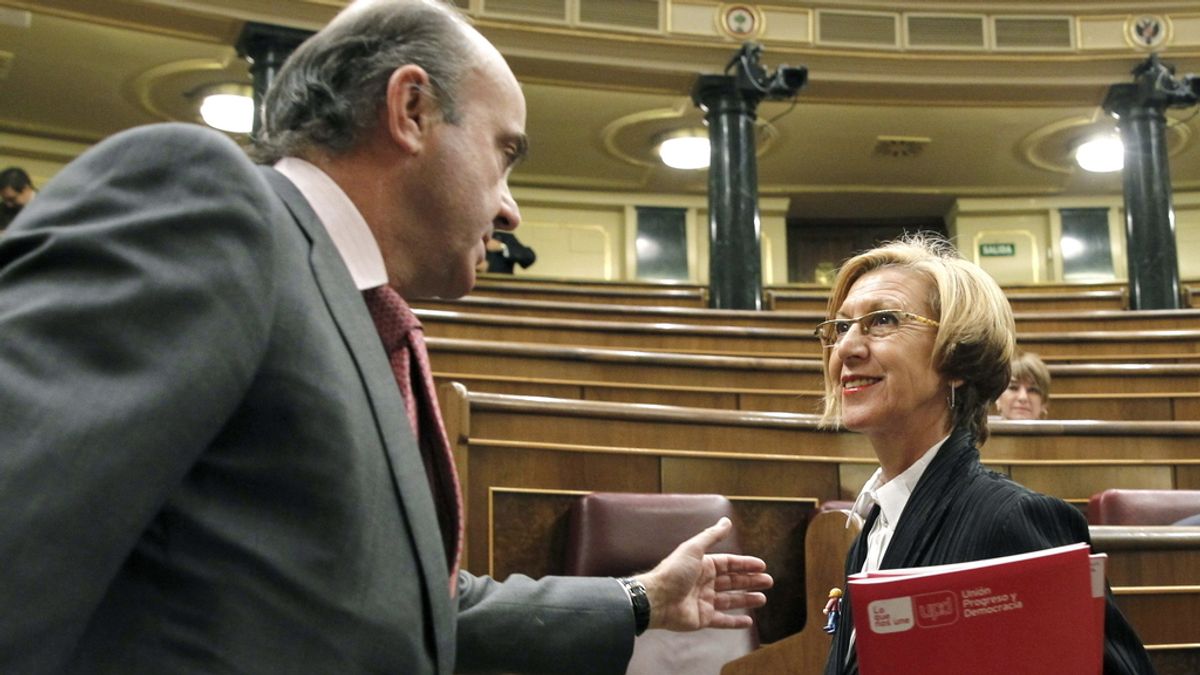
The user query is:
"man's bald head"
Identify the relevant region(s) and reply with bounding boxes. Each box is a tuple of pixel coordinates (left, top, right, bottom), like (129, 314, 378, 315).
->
(256, 0, 484, 162)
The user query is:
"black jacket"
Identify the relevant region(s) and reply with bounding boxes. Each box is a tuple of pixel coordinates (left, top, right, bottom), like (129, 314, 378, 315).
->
(486, 231, 536, 274)
(823, 426, 1155, 675)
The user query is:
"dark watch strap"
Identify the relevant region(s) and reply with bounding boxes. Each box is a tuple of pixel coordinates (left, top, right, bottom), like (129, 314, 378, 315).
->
(619, 577, 651, 635)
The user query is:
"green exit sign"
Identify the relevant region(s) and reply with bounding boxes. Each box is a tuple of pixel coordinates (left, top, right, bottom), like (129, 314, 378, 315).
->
(980, 243, 1016, 257)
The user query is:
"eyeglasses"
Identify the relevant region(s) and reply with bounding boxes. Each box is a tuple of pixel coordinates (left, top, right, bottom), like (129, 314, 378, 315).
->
(812, 309, 940, 348)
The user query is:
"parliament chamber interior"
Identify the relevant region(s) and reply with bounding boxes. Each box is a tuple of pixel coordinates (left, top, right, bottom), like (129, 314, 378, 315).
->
(1, 1, 1198, 673)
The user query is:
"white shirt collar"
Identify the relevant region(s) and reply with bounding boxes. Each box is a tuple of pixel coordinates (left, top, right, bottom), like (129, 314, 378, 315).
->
(273, 157, 388, 291)
(847, 433, 950, 529)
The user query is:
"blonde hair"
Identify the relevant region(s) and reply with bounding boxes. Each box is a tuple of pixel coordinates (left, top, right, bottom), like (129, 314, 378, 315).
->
(818, 233, 1016, 445)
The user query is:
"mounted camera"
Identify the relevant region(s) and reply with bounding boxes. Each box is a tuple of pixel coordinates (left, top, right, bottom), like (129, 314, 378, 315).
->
(1133, 53, 1199, 107)
(726, 42, 807, 101)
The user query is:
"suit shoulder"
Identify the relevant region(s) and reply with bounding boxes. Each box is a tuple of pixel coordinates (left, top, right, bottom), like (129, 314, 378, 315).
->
(85, 124, 260, 185)
(962, 466, 1069, 514)
(963, 470, 1086, 550)
(101, 122, 245, 156)
(69, 123, 273, 207)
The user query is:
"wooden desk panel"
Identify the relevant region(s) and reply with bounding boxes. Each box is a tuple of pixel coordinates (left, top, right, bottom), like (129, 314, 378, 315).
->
(462, 443, 659, 574)
(661, 456, 840, 497)
(768, 289, 1128, 312)
(429, 337, 1200, 397)
(442, 385, 1200, 672)
(467, 277, 708, 308)
(486, 487, 820, 644)
(435, 371, 1197, 422)
(419, 296, 1200, 333)
(464, 391, 1200, 462)
(1007, 465, 1176, 500)
(421, 309, 1200, 360)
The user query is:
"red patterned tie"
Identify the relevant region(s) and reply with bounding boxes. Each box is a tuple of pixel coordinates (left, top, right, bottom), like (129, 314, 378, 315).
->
(362, 285, 463, 596)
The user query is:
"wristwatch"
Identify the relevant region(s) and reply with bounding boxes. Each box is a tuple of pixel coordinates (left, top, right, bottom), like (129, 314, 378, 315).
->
(619, 577, 651, 635)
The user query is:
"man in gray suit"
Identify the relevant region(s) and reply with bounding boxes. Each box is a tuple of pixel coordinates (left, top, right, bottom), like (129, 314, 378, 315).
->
(0, 1, 771, 673)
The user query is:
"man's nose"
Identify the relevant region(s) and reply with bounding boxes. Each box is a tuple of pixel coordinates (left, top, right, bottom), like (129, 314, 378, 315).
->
(494, 187, 521, 231)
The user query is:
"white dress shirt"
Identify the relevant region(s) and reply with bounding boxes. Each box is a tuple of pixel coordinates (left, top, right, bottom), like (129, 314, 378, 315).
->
(273, 157, 387, 291)
(844, 433, 950, 662)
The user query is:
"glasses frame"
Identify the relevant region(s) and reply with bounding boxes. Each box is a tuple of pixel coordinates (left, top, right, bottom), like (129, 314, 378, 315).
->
(812, 308, 940, 349)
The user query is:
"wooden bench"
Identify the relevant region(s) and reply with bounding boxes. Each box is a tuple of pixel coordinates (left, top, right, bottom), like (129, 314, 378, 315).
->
(441, 387, 1200, 571)
(442, 387, 1200, 672)
(415, 295, 1200, 333)
(476, 481, 1200, 674)
(996, 282, 1131, 294)
(428, 338, 1200, 421)
(766, 288, 1129, 312)
(417, 294, 819, 328)
(485, 487, 832, 646)
(472, 278, 1142, 313)
(434, 372, 1200, 422)
(418, 308, 811, 357)
(418, 308, 1200, 360)
(1015, 309, 1200, 332)
(469, 276, 709, 308)
(476, 275, 709, 294)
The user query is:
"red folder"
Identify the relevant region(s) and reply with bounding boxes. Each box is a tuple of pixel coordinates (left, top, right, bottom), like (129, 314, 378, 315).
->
(849, 543, 1105, 675)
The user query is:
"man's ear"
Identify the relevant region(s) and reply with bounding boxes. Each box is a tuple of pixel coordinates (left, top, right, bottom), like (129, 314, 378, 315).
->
(383, 64, 435, 155)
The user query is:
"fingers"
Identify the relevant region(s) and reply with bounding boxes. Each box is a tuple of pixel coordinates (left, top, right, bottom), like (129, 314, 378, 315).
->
(709, 553, 769, 575)
(680, 517, 732, 554)
(715, 571, 774, 593)
(714, 591, 768, 611)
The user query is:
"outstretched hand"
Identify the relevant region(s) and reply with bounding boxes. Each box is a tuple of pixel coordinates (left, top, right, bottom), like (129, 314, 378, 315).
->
(635, 517, 773, 631)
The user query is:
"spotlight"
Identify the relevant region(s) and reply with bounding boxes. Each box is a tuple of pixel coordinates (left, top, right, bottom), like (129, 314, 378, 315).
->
(1074, 135, 1123, 173)
(196, 83, 254, 134)
(656, 129, 710, 170)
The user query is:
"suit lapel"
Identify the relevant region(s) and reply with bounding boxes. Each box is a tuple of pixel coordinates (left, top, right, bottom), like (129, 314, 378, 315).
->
(260, 167, 456, 673)
(879, 427, 976, 570)
(825, 505, 878, 675)
(836, 431, 974, 675)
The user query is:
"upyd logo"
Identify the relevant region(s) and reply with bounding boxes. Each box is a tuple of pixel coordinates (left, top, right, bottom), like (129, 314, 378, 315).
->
(867, 591, 960, 634)
(914, 591, 958, 628)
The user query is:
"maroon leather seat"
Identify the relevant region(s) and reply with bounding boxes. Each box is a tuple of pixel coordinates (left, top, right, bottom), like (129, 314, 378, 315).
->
(1087, 489, 1200, 525)
(564, 492, 758, 675)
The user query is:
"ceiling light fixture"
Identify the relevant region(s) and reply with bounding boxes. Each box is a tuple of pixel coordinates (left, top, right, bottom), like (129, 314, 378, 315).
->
(656, 129, 710, 170)
(197, 83, 255, 134)
(1074, 134, 1124, 173)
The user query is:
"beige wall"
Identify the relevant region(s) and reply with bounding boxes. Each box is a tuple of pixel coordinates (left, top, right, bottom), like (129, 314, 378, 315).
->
(1176, 196, 1200, 280)
(511, 202, 626, 279)
(10, 143, 1195, 287)
(511, 186, 788, 284)
(951, 192, 1200, 285)
(0, 132, 91, 196)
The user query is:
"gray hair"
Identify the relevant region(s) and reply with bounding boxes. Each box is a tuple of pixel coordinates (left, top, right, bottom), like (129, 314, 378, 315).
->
(254, 0, 473, 162)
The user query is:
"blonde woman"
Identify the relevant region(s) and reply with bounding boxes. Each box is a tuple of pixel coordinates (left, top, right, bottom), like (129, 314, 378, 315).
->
(815, 235, 1152, 675)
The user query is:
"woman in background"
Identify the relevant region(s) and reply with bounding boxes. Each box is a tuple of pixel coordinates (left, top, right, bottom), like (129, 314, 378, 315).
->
(996, 351, 1051, 419)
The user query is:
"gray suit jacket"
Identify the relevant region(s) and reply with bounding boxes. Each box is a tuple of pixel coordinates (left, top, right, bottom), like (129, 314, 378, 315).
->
(0, 124, 633, 674)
